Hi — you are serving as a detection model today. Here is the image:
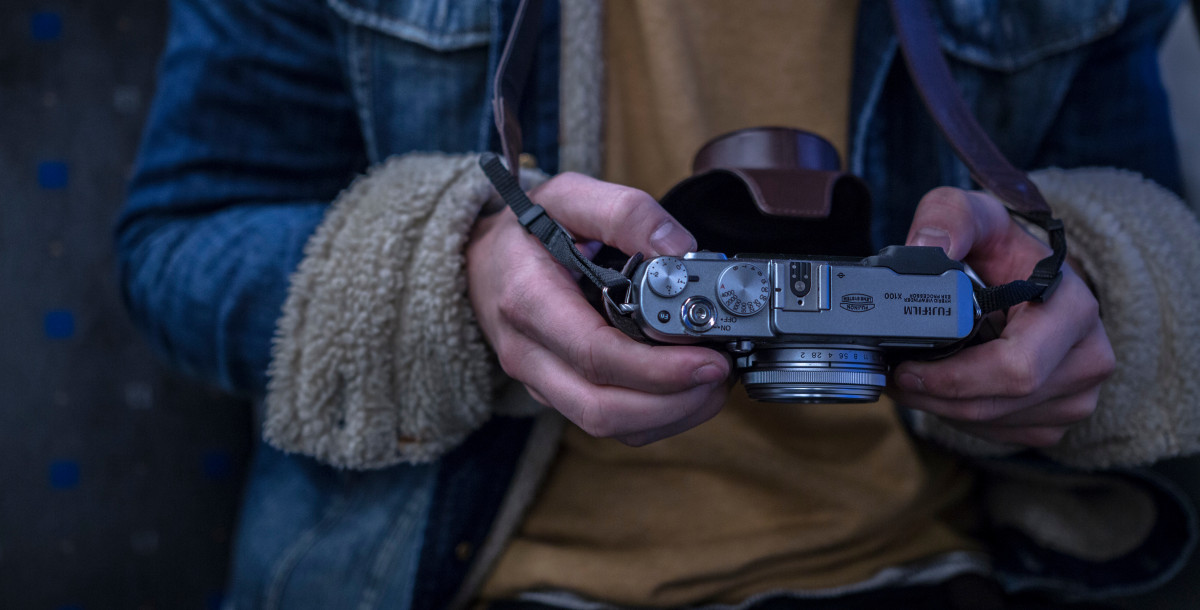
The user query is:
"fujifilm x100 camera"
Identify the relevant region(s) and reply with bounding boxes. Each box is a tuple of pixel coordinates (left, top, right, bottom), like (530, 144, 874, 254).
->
(606, 245, 980, 403)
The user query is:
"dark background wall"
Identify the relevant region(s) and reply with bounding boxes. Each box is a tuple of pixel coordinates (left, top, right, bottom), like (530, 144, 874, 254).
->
(0, 2, 251, 608)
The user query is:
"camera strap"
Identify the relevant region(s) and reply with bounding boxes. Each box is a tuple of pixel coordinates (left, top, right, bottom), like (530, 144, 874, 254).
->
(482, 0, 648, 339)
(478, 151, 629, 293)
(479, 151, 649, 339)
(481, 0, 1066, 316)
(888, 0, 1066, 310)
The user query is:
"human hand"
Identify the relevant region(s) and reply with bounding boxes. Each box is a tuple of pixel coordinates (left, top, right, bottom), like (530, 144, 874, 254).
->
(466, 172, 732, 445)
(889, 187, 1115, 447)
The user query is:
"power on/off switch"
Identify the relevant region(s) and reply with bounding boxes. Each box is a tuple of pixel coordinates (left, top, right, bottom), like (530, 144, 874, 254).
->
(681, 297, 717, 332)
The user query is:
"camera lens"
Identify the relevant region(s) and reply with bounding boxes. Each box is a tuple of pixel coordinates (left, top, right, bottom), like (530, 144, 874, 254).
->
(736, 345, 887, 403)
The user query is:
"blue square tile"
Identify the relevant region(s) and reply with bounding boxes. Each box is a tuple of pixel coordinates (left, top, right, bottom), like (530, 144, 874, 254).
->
(205, 591, 226, 610)
(44, 310, 75, 339)
(50, 461, 80, 489)
(202, 451, 233, 481)
(38, 161, 69, 189)
(31, 12, 63, 41)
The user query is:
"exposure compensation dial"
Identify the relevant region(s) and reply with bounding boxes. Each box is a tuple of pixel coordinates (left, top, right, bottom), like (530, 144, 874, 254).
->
(645, 256, 689, 297)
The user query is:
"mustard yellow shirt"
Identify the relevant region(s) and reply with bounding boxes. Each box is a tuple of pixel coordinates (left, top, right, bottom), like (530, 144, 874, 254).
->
(482, 2, 980, 606)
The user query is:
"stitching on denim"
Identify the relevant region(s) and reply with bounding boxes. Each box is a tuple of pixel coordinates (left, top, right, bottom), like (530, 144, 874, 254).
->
(346, 24, 380, 164)
(263, 491, 355, 610)
(476, 0, 503, 152)
(326, 0, 490, 51)
(935, 0, 1127, 71)
(447, 411, 565, 610)
(357, 469, 435, 610)
(435, 0, 450, 30)
(850, 38, 897, 178)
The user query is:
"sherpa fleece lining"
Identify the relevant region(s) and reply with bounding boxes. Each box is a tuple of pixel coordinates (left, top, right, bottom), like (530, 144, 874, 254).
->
(264, 149, 1200, 471)
(909, 168, 1200, 470)
(264, 153, 536, 468)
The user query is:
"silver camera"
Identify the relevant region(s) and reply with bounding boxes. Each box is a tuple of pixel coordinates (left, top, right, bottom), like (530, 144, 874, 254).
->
(607, 245, 981, 403)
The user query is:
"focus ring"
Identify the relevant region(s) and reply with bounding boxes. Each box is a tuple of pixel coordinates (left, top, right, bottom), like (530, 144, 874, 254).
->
(737, 345, 888, 403)
(741, 370, 887, 387)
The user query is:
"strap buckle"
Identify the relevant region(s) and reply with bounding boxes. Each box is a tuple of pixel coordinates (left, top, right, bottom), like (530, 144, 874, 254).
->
(602, 253, 643, 317)
(1030, 217, 1066, 303)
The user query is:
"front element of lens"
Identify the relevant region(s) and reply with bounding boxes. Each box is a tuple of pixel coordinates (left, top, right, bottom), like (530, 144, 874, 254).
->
(736, 345, 887, 403)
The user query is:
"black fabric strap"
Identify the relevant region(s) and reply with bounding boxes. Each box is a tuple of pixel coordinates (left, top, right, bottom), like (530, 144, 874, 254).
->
(479, 154, 648, 340)
(479, 153, 629, 292)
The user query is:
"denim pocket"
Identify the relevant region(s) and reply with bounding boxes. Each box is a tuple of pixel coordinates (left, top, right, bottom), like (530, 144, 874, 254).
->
(327, 0, 491, 51)
(325, 0, 495, 162)
(934, 0, 1128, 72)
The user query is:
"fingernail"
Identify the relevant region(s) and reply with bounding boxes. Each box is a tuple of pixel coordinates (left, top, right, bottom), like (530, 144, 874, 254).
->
(650, 221, 697, 256)
(692, 363, 726, 386)
(895, 371, 926, 392)
(910, 227, 951, 253)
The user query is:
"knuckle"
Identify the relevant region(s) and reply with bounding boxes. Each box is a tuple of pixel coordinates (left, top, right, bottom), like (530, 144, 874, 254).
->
(1058, 399, 1097, 425)
(961, 397, 1004, 423)
(1091, 339, 1117, 383)
(523, 386, 551, 407)
(493, 340, 532, 381)
(566, 335, 612, 386)
(921, 186, 969, 212)
(999, 347, 1043, 397)
(618, 433, 655, 447)
(493, 348, 521, 379)
(533, 171, 582, 200)
(917, 188, 977, 228)
(495, 269, 539, 327)
(606, 186, 656, 235)
(495, 280, 523, 320)
(1078, 290, 1102, 320)
(575, 396, 618, 439)
(920, 365, 970, 401)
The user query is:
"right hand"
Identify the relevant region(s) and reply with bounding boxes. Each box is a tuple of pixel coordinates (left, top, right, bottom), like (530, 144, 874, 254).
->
(466, 172, 732, 445)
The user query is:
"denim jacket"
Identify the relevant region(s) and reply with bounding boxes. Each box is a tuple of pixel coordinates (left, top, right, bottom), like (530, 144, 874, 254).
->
(117, 1, 1188, 608)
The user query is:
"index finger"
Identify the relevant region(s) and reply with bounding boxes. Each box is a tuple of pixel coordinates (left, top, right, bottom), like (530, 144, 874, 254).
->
(530, 172, 697, 257)
(906, 188, 1052, 286)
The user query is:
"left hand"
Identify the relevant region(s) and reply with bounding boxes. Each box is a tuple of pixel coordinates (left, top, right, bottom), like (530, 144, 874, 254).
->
(888, 187, 1115, 447)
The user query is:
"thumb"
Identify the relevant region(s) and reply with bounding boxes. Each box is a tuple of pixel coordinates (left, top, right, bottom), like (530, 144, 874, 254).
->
(529, 172, 697, 257)
(905, 187, 1005, 261)
(906, 187, 1049, 285)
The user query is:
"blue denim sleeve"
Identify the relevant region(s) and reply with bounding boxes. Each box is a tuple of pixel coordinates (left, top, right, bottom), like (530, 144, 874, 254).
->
(117, 0, 367, 395)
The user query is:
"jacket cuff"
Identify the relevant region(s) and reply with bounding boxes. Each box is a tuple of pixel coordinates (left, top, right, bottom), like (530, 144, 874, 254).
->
(910, 167, 1200, 469)
(263, 153, 502, 468)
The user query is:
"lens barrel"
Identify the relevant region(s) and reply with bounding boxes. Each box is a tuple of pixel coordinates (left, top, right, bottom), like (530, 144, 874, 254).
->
(736, 345, 887, 403)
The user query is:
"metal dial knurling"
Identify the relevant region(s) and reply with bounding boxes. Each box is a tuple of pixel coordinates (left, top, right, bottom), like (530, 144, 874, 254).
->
(645, 257, 689, 297)
(716, 263, 770, 316)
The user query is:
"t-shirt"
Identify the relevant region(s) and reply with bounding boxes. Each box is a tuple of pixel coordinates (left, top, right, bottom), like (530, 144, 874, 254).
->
(481, 2, 981, 606)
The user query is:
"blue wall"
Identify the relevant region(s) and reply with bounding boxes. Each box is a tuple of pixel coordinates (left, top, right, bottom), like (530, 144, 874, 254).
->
(0, 3, 251, 608)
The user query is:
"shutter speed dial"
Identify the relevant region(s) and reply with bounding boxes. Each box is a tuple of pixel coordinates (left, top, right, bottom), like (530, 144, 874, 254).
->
(645, 256, 689, 297)
(717, 263, 770, 316)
